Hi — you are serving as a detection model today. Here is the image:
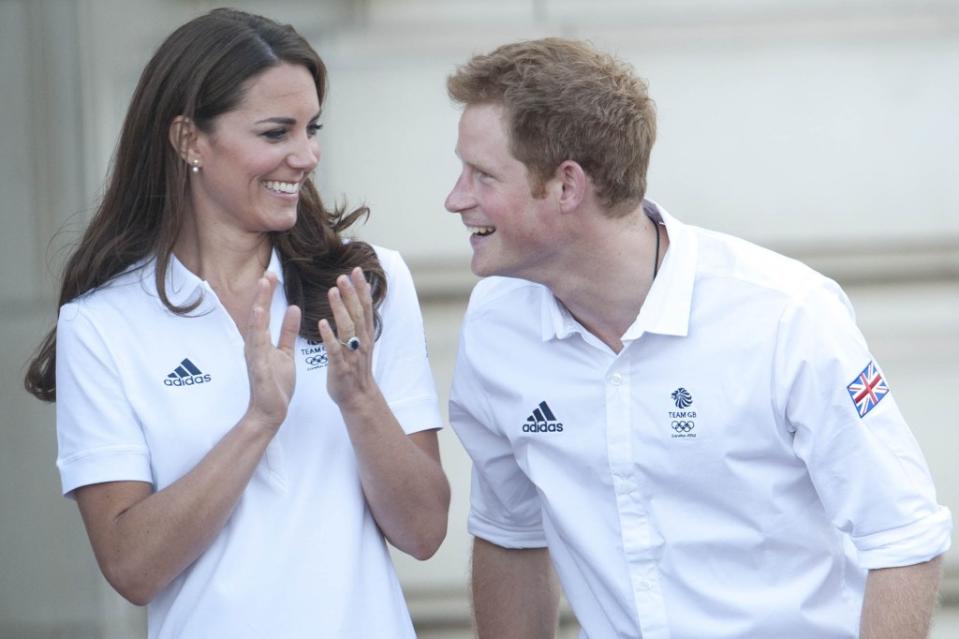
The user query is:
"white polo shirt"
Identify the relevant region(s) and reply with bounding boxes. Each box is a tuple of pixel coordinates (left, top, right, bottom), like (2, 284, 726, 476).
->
(56, 245, 440, 639)
(450, 201, 952, 639)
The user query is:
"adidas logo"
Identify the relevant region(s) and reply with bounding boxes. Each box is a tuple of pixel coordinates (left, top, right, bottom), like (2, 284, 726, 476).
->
(163, 358, 212, 387)
(522, 401, 564, 433)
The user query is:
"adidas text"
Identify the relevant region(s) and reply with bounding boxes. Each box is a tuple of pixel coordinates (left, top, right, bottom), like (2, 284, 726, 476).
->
(164, 374, 212, 387)
(523, 421, 564, 433)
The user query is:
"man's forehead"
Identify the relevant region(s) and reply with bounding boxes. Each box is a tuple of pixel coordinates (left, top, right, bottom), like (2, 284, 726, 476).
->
(458, 104, 508, 148)
(462, 102, 506, 124)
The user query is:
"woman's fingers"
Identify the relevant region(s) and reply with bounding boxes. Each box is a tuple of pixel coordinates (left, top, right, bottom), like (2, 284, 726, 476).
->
(320, 270, 375, 409)
(243, 271, 296, 427)
(245, 277, 270, 354)
(328, 279, 357, 343)
(277, 305, 302, 355)
(338, 272, 365, 334)
(318, 318, 339, 356)
(349, 267, 375, 337)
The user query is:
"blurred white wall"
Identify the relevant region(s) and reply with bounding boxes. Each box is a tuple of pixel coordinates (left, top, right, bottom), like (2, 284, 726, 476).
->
(1, 0, 956, 636)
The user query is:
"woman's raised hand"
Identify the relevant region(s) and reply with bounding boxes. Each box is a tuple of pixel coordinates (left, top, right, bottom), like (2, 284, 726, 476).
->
(244, 272, 301, 430)
(318, 267, 376, 410)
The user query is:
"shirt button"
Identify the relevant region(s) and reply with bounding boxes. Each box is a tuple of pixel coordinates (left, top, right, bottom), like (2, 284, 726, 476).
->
(618, 480, 635, 495)
(609, 373, 624, 385)
(637, 579, 653, 591)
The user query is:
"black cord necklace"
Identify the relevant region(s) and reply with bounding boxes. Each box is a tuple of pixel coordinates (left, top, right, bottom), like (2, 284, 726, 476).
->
(652, 220, 661, 279)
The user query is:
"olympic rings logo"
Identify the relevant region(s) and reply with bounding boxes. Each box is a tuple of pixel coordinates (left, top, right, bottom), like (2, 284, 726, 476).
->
(671, 420, 695, 433)
(305, 354, 328, 367)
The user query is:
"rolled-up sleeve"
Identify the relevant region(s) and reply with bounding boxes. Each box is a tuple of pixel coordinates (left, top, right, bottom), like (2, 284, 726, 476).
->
(774, 281, 952, 568)
(450, 313, 547, 548)
(56, 302, 153, 496)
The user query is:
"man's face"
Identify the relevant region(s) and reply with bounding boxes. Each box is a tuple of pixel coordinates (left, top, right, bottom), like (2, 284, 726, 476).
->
(444, 103, 560, 280)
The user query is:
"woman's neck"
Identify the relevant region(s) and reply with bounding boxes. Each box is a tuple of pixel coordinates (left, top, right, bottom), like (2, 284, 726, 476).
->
(174, 215, 273, 290)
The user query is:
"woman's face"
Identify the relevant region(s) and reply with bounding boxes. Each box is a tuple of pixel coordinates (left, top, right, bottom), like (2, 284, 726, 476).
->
(190, 63, 321, 236)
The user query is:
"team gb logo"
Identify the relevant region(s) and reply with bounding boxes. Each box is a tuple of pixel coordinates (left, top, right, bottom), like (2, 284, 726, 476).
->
(671, 387, 693, 409)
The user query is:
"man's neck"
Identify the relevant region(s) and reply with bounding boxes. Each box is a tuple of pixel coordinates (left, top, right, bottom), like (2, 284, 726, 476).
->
(546, 207, 666, 353)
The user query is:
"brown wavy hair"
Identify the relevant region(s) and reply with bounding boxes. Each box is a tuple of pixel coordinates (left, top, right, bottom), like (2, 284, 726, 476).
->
(25, 8, 385, 402)
(447, 38, 657, 216)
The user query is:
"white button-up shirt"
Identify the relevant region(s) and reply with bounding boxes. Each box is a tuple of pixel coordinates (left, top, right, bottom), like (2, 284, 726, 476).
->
(450, 202, 951, 639)
(56, 246, 440, 639)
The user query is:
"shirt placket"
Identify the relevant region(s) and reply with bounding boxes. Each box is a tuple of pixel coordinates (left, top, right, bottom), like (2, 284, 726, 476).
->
(606, 358, 670, 639)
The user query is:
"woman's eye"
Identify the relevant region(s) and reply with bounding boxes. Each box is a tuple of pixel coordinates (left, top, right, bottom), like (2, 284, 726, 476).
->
(307, 123, 323, 137)
(262, 128, 287, 141)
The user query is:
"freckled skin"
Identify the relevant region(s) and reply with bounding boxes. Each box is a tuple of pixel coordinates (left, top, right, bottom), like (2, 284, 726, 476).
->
(444, 103, 563, 280)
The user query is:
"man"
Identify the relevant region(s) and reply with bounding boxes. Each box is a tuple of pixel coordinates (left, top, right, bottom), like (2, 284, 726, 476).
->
(444, 38, 951, 639)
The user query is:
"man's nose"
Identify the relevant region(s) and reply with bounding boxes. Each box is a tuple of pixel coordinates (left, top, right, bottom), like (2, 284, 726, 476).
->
(445, 172, 473, 213)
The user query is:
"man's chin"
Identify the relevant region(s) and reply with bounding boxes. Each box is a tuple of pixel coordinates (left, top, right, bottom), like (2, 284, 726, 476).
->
(469, 257, 497, 279)
(470, 251, 524, 279)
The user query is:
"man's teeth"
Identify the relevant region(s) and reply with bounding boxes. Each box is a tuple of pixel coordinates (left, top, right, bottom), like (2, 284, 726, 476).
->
(264, 180, 300, 194)
(468, 225, 495, 236)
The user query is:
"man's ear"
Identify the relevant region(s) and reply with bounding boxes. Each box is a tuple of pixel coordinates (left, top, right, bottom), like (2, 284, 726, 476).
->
(554, 160, 588, 213)
(169, 116, 201, 166)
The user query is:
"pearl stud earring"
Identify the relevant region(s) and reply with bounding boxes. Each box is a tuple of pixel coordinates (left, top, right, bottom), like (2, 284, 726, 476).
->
(191, 159, 201, 174)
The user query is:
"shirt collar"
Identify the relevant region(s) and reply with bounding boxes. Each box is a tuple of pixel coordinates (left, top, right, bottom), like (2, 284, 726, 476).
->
(621, 199, 696, 339)
(539, 199, 697, 342)
(163, 247, 284, 306)
(540, 285, 575, 341)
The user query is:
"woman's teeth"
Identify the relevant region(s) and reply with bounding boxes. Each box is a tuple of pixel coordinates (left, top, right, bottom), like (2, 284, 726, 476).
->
(468, 225, 495, 236)
(264, 180, 300, 194)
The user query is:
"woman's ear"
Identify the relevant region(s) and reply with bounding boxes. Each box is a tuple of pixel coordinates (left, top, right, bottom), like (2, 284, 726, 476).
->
(169, 116, 201, 168)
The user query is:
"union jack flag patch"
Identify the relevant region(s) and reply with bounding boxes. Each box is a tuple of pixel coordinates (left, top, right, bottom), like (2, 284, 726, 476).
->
(847, 361, 890, 418)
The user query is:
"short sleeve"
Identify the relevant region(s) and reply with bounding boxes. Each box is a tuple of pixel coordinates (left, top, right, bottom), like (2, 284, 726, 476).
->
(56, 302, 153, 496)
(773, 281, 952, 568)
(372, 248, 442, 434)
(450, 310, 547, 548)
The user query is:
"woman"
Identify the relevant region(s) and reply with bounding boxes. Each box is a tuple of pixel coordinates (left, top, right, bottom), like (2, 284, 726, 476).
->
(24, 8, 449, 638)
